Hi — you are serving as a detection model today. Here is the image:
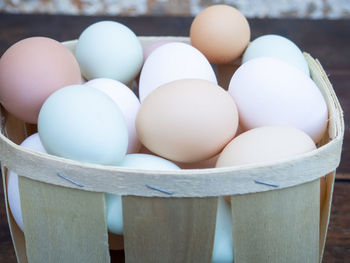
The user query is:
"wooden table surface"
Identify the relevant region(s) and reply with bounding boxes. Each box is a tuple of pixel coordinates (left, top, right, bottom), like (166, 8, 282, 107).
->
(0, 14, 349, 262)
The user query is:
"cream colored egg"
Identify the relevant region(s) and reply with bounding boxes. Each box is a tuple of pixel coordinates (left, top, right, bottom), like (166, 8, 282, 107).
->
(136, 79, 239, 163)
(216, 126, 316, 167)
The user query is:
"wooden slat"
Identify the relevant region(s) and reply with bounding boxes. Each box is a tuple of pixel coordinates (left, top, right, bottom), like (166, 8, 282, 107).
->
(3, 110, 26, 145)
(23, 123, 37, 138)
(231, 180, 320, 263)
(122, 196, 217, 263)
(323, 181, 350, 262)
(18, 177, 110, 263)
(335, 173, 350, 180)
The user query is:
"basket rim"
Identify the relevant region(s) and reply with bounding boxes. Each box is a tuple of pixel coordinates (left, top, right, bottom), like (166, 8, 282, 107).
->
(0, 36, 344, 197)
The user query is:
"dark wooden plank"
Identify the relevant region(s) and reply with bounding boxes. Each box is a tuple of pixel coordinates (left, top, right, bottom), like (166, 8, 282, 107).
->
(328, 71, 350, 174)
(0, 177, 16, 263)
(323, 181, 350, 262)
(0, 14, 350, 70)
(336, 173, 350, 180)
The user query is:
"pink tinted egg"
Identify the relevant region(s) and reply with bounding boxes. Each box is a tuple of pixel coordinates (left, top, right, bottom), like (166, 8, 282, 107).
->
(143, 40, 175, 62)
(0, 37, 81, 123)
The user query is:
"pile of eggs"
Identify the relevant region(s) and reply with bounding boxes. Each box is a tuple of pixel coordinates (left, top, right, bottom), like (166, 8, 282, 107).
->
(0, 5, 328, 263)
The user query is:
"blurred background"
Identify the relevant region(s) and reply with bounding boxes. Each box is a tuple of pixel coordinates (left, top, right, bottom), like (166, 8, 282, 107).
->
(1, 0, 350, 18)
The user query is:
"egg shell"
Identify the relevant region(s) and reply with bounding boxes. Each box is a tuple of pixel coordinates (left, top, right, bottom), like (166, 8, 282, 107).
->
(142, 40, 175, 62)
(175, 154, 219, 169)
(242, 34, 310, 75)
(138, 145, 220, 170)
(75, 21, 143, 84)
(0, 37, 81, 123)
(38, 84, 128, 165)
(228, 57, 328, 143)
(106, 153, 180, 235)
(212, 197, 233, 263)
(7, 133, 47, 232)
(190, 5, 250, 64)
(139, 42, 217, 102)
(85, 78, 141, 153)
(216, 126, 316, 167)
(137, 79, 239, 163)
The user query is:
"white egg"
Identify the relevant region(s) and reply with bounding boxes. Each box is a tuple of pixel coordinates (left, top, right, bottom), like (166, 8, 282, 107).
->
(106, 154, 180, 235)
(139, 42, 217, 101)
(242, 34, 310, 76)
(85, 78, 141, 153)
(228, 57, 328, 143)
(7, 133, 47, 232)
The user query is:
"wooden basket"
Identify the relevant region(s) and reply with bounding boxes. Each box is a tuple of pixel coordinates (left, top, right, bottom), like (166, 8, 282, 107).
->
(0, 37, 344, 263)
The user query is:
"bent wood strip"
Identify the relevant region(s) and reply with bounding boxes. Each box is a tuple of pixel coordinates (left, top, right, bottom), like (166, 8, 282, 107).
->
(18, 177, 110, 263)
(231, 180, 320, 263)
(123, 196, 217, 263)
(0, 132, 341, 197)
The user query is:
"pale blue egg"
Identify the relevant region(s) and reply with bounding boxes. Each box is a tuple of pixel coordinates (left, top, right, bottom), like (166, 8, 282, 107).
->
(242, 34, 310, 76)
(75, 21, 143, 83)
(212, 197, 234, 263)
(38, 84, 128, 165)
(106, 153, 180, 235)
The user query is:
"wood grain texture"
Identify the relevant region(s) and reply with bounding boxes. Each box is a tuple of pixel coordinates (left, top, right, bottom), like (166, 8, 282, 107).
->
(18, 177, 110, 263)
(231, 180, 320, 263)
(122, 196, 217, 263)
(323, 182, 350, 262)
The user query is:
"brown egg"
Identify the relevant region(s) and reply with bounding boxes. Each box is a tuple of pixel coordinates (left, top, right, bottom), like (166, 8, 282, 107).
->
(190, 5, 250, 64)
(136, 79, 239, 163)
(216, 126, 316, 167)
(175, 154, 220, 169)
(0, 37, 81, 123)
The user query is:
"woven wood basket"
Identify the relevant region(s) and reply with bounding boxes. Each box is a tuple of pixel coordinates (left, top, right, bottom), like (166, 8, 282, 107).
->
(0, 37, 344, 263)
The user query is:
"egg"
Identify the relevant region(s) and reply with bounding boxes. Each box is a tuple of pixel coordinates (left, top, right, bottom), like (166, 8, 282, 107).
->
(137, 79, 239, 163)
(138, 42, 217, 102)
(228, 57, 328, 143)
(212, 197, 233, 263)
(106, 153, 180, 235)
(190, 5, 250, 64)
(38, 84, 128, 165)
(242, 34, 310, 75)
(175, 154, 219, 169)
(216, 126, 316, 167)
(0, 37, 81, 123)
(75, 21, 143, 84)
(85, 78, 141, 153)
(117, 153, 180, 170)
(142, 40, 175, 62)
(7, 133, 47, 232)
